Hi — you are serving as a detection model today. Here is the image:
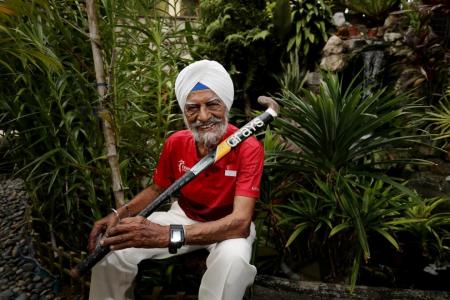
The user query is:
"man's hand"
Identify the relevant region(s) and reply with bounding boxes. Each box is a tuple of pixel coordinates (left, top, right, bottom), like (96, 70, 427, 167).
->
(100, 216, 170, 251)
(87, 213, 120, 253)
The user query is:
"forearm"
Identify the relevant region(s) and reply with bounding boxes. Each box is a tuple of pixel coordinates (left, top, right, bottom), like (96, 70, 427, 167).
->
(184, 196, 256, 245)
(116, 184, 164, 218)
(184, 215, 251, 245)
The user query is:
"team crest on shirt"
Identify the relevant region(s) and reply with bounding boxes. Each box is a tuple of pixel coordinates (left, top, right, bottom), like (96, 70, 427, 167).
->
(178, 160, 190, 173)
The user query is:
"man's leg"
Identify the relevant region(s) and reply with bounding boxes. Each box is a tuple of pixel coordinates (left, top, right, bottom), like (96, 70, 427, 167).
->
(89, 246, 170, 300)
(89, 202, 201, 300)
(198, 223, 257, 300)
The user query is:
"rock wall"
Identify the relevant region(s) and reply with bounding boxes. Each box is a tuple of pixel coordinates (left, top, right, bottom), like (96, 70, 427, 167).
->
(0, 178, 61, 300)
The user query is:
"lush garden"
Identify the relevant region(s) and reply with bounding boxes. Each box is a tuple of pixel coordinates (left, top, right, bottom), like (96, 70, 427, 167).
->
(1, 0, 450, 296)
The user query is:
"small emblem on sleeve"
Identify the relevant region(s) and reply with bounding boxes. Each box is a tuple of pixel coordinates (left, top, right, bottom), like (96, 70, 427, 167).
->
(178, 160, 190, 173)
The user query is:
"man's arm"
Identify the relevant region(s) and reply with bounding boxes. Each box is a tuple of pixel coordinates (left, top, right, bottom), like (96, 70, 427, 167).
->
(115, 183, 165, 218)
(184, 195, 256, 244)
(87, 183, 164, 252)
(101, 195, 256, 250)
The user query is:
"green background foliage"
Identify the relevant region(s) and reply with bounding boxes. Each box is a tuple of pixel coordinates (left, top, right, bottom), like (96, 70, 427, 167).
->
(0, 0, 449, 294)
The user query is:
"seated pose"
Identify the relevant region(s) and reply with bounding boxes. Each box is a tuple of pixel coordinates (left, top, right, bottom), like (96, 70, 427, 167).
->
(88, 60, 264, 300)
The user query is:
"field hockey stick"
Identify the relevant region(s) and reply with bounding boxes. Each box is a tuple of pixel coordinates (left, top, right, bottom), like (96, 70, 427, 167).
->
(70, 96, 279, 279)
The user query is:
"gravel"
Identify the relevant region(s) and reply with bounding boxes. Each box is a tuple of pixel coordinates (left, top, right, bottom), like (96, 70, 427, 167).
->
(0, 178, 61, 300)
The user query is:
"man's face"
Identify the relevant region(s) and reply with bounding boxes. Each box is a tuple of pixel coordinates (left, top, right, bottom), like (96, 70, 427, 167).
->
(184, 89, 228, 150)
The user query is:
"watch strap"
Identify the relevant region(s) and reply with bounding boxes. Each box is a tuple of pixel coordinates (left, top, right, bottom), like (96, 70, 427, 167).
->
(169, 224, 185, 254)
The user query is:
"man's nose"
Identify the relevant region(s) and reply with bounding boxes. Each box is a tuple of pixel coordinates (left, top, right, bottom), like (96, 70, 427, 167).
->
(197, 105, 211, 122)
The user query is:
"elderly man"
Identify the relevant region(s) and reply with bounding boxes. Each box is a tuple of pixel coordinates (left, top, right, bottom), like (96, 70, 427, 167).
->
(88, 60, 264, 300)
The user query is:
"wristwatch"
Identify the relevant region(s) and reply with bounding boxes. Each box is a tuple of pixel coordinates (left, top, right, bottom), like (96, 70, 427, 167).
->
(169, 224, 185, 254)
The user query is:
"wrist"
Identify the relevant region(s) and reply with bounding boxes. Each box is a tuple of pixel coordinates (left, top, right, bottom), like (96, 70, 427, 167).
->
(110, 208, 120, 220)
(168, 224, 185, 254)
(164, 226, 171, 247)
(117, 204, 132, 219)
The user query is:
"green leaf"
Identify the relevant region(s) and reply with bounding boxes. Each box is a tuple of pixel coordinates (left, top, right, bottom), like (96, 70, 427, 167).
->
(329, 222, 350, 237)
(285, 223, 309, 247)
(252, 30, 270, 41)
(374, 228, 399, 250)
(273, 0, 291, 40)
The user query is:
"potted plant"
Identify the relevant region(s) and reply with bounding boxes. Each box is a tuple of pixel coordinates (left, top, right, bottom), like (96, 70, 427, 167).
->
(342, 0, 399, 26)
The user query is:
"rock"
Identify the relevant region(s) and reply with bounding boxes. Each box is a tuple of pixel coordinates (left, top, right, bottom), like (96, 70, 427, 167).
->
(21, 264, 33, 273)
(255, 275, 450, 300)
(42, 277, 52, 285)
(384, 32, 402, 42)
(384, 15, 399, 28)
(33, 282, 43, 291)
(11, 246, 20, 258)
(332, 12, 346, 27)
(343, 38, 366, 50)
(323, 35, 345, 55)
(305, 71, 321, 87)
(14, 294, 27, 300)
(320, 54, 348, 72)
(0, 289, 14, 300)
(31, 276, 41, 283)
(16, 281, 24, 287)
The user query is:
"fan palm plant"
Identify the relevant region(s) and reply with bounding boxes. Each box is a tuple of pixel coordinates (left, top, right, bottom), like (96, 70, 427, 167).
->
(341, 0, 398, 23)
(424, 97, 450, 146)
(265, 72, 431, 289)
(401, 196, 450, 256)
(276, 174, 424, 289)
(267, 72, 423, 181)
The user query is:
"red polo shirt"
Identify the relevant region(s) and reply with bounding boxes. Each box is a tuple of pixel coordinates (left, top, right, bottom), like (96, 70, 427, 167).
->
(153, 124, 264, 222)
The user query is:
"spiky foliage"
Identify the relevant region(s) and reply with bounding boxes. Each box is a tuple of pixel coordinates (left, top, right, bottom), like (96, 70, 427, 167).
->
(341, 0, 398, 23)
(0, 0, 106, 249)
(424, 97, 450, 146)
(267, 72, 422, 180)
(264, 72, 438, 289)
(0, 0, 190, 252)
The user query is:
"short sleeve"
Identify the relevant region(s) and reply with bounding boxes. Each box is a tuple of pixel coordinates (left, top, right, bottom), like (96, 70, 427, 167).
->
(235, 139, 264, 198)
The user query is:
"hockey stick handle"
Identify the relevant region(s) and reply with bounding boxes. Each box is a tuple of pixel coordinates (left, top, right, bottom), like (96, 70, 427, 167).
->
(69, 96, 278, 279)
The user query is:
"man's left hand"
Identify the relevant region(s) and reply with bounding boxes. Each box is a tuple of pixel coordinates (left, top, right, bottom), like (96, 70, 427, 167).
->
(100, 217, 169, 250)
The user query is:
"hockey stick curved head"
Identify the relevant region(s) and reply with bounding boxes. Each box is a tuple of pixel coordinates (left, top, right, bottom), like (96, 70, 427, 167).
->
(257, 96, 279, 114)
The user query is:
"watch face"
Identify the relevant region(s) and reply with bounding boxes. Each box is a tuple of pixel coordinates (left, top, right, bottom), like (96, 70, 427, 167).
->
(171, 230, 182, 243)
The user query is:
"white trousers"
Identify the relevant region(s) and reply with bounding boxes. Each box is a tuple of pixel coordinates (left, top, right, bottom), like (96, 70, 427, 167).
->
(89, 201, 257, 300)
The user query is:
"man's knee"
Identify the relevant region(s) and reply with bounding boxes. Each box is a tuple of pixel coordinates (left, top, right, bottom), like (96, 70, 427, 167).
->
(92, 249, 139, 276)
(208, 239, 253, 269)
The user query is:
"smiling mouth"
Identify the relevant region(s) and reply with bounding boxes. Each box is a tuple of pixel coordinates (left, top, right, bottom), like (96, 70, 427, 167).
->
(198, 123, 216, 130)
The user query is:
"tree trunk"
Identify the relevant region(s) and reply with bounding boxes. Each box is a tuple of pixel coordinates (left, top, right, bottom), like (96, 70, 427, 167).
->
(86, 0, 125, 208)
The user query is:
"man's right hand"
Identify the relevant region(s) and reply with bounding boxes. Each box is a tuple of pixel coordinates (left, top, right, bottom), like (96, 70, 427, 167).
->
(87, 213, 120, 253)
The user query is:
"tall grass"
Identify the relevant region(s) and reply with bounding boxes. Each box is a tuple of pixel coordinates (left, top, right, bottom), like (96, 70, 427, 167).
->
(108, 0, 195, 194)
(0, 0, 195, 251)
(0, 0, 108, 249)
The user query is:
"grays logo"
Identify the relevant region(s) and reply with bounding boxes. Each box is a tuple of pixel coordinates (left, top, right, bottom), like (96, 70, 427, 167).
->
(226, 117, 265, 147)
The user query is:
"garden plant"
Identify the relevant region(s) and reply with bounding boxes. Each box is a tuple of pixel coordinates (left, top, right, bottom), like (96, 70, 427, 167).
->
(0, 0, 449, 297)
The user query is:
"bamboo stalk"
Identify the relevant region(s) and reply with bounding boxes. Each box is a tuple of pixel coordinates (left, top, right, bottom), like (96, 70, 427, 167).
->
(86, 0, 125, 207)
(58, 246, 64, 278)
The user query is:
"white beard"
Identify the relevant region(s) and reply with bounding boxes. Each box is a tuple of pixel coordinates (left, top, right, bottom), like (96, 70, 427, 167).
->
(185, 116, 228, 151)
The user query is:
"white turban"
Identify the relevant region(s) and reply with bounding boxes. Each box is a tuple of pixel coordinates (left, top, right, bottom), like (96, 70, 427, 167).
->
(175, 60, 234, 111)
